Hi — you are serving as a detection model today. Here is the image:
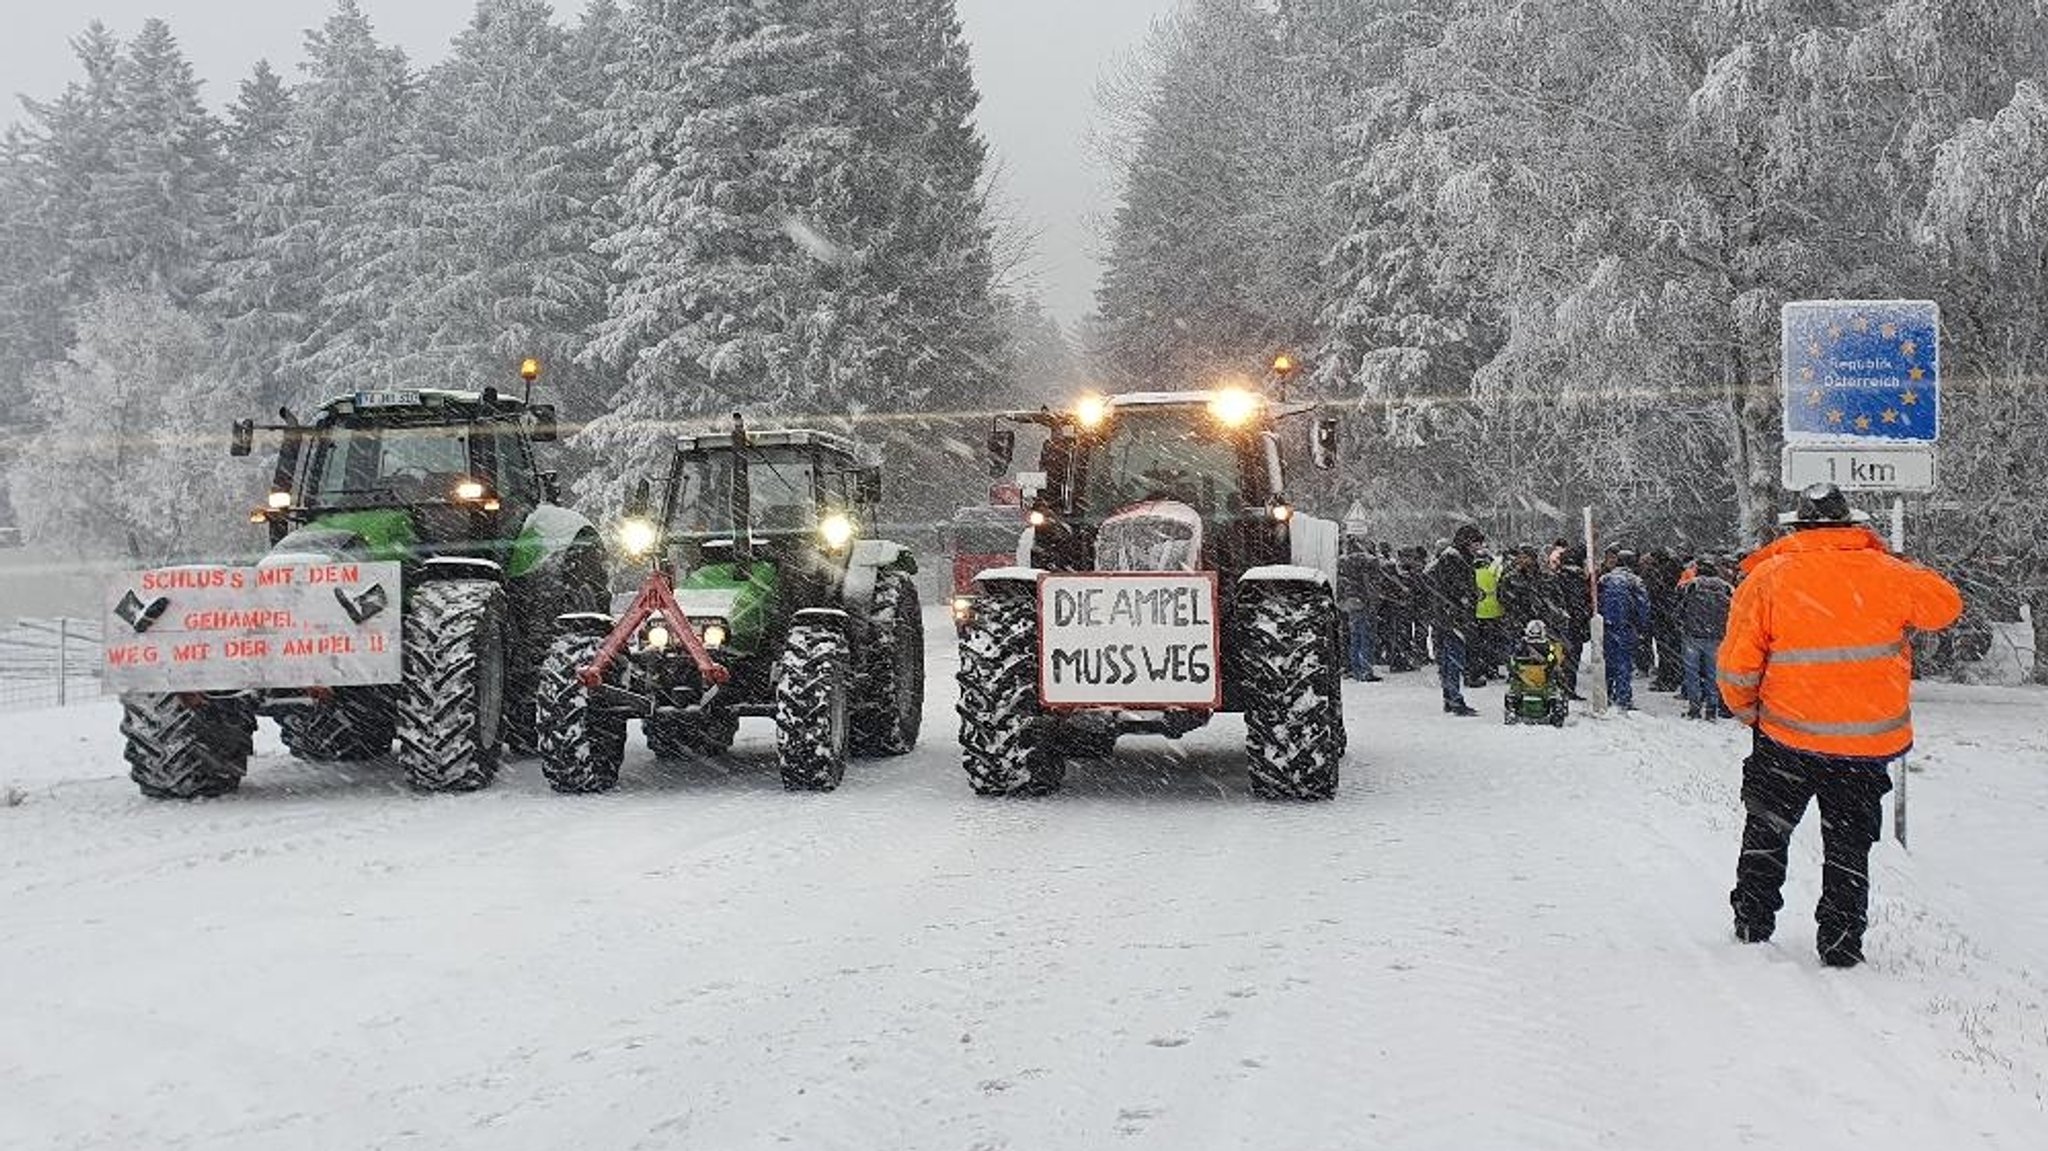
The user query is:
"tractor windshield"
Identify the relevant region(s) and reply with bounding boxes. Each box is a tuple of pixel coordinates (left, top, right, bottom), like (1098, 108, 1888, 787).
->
(673, 451, 817, 536)
(305, 423, 474, 506)
(1078, 408, 1251, 517)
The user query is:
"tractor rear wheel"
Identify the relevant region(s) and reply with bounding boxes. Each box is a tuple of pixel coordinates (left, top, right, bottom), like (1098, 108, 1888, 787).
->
(278, 688, 394, 762)
(851, 571, 925, 758)
(957, 577, 1064, 797)
(776, 614, 851, 792)
(536, 632, 627, 793)
(122, 693, 256, 800)
(395, 579, 508, 793)
(1241, 579, 1344, 801)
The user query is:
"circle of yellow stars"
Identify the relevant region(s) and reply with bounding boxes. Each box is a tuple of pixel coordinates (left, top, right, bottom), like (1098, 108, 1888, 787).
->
(1799, 312, 1926, 429)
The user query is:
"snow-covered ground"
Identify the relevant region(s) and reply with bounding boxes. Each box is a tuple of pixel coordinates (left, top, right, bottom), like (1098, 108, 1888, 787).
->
(3, 609, 2045, 1149)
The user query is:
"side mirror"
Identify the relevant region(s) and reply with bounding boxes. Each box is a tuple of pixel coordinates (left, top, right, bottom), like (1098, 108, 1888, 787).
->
(987, 425, 1016, 478)
(625, 477, 652, 519)
(527, 404, 559, 443)
(539, 469, 562, 505)
(230, 419, 255, 458)
(858, 468, 883, 505)
(1312, 416, 1340, 471)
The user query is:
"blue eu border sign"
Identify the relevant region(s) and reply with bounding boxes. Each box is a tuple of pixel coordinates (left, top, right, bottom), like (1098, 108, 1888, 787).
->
(1781, 300, 1939, 444)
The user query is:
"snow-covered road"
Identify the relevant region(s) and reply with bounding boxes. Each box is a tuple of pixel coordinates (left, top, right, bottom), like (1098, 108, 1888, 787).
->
(4, 610, 2045, 1149)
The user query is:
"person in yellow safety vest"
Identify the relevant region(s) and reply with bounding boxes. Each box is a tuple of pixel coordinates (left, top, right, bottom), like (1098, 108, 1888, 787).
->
(1718, 483, 1962, 969)
(1471, 549, 1507, 686)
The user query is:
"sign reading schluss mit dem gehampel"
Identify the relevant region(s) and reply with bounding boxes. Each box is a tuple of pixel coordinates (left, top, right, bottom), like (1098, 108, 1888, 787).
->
(102, 561, 403, 694)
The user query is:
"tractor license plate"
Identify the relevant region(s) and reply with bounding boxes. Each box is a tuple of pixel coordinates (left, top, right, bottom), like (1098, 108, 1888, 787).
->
(1037, 572, 1222, 710)
(102, 561, 404, 693)
(354, 389, 421, 408)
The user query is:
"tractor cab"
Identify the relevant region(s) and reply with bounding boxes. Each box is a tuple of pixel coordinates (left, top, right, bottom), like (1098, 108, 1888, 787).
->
(238, 388, 563, 565)
(989, 387, 1339, 577)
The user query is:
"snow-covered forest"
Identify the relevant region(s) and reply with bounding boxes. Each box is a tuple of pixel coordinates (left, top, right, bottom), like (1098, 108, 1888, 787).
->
(0, 0, 1072, 560)
(1093, 0, 2048, 640)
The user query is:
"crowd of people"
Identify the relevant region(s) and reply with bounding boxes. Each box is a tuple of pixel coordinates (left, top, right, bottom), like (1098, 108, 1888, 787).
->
(1334, 484, 1968, 969)
(1334, 525, 1745, 719)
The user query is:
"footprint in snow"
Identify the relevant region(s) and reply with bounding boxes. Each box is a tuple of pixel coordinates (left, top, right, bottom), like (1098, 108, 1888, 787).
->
(1147, 1035, 1190, 1048)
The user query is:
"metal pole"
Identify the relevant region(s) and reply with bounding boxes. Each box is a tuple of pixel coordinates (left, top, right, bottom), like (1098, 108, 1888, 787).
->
(56, 617, 67, 708)
(1892, 496, 1908, 851)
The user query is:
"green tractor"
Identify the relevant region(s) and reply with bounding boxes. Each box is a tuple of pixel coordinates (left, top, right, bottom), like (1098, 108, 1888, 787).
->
(535, 417, 925, 793)
(118, 380, 608, 799)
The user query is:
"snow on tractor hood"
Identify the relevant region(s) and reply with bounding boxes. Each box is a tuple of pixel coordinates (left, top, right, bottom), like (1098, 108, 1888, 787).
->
(1097, 500, 1203, 573)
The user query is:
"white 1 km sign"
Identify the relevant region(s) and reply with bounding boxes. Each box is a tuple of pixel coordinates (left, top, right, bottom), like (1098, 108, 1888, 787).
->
(1780, 444, 1936, 494)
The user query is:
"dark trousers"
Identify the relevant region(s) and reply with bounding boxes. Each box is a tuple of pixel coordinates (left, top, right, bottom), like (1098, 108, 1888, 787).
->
(1603, 628, 1637, 708)
(1560, 625, 1585, 694)
(1437, 630, 1468, 706)
(1730, 732, 1893, 945)
(1347, 610, 1377, 678)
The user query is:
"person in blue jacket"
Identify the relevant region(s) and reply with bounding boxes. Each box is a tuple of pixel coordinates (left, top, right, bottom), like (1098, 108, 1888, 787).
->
(1598, 550, 1653, 710)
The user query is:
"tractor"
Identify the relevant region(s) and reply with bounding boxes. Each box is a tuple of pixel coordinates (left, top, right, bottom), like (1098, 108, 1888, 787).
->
(118, 375, 607, 799)
(533, 417, 925, 793)
(959, 384, 1348, 799)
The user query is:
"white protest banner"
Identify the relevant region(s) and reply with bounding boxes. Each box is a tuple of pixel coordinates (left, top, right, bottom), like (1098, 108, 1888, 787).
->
(103, 561, 403, 693)
(1037, 573, 1222, 709)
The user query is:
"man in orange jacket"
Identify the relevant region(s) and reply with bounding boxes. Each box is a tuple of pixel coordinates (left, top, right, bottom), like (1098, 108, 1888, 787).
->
(1718, 483, 1962, 968)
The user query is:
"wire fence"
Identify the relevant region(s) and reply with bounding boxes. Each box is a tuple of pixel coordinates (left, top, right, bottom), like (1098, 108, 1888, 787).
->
(0, 617, 103, 711)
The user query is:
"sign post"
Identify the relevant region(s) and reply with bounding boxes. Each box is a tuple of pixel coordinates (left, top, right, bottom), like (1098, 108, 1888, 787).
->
(1781, 299, 1941, 849)
(1582, 507, 1608, 715)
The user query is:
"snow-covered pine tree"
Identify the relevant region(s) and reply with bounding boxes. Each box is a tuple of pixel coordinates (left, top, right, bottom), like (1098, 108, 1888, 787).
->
(104, 19, 229, 306)
(3, 24, 125, 384)
(582, 0, 860, 509)
(1092, 0, 1289, 388)
(206, 61, 299, 411)
(263, 0, 415, 404)
(392, 0, 610, 406)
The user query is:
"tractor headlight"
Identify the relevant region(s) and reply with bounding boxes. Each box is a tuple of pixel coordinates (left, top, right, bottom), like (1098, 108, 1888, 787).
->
(1074, 393, 1111, 430)
(819, 512, 856, 551)
(454, 478, 488, 502)
(266, 490, 292, 511)
(951, 595, 974, 624)
(645, 622, 671, 651)
(617, 516, 659, 557)
(702, 622, 729, 650)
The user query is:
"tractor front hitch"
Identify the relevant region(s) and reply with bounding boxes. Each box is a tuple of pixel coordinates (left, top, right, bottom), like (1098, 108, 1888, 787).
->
(578, 568, 732, 690)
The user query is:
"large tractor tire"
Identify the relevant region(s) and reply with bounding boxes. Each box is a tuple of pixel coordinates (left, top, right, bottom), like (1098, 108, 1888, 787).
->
(776, 612, 851, 792)
(1240, 579, 1345, 801)
(851, 570, 925, 758)
(507, 543, 608, 757)
(956, 576, 1064, 797)
(395, 579, 508, 793)
(646, 711, 737, 761)
(536, 632, 627, 793)
(122, 693, 257, 800)
(278, 688, 395, 762)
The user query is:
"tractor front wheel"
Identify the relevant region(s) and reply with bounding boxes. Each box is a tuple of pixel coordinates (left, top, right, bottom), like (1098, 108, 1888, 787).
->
(395, 579, 508, 793)
(1240, 579, 1344, 801)
(956, 576, 1064, 797)
(536, 632, 628, 793)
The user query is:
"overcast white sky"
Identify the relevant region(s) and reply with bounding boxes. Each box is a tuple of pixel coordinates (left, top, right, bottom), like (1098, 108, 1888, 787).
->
(0, 0, 1178, 322)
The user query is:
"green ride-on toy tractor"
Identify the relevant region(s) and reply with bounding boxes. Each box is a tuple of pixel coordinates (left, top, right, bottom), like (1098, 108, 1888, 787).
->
(534, 416, 926, 794)
(118, 370, 608, 799)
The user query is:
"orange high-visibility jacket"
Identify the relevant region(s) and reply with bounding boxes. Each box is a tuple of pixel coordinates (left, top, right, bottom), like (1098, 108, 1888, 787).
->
(1717, 527, 1961, 760)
